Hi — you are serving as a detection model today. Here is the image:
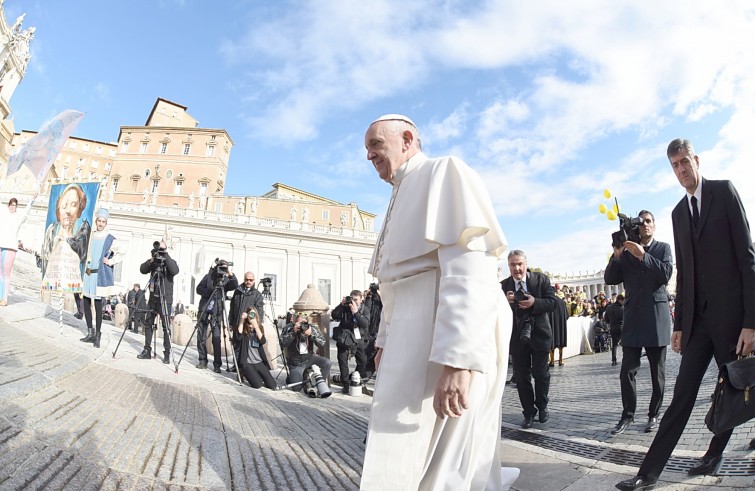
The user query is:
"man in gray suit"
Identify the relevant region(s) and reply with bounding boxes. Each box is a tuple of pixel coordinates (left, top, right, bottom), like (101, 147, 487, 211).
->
(605, 211, 673, 435)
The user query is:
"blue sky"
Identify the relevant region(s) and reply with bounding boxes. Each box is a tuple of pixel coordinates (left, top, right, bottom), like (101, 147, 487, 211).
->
(7, 1, 755, 275)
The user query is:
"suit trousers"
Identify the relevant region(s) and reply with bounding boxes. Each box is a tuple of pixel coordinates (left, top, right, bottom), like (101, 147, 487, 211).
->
(512, 344, 550, 417)
(620, 346, 667, 420)
(198, 318, 222, 368)
(638, 317, 736, 480)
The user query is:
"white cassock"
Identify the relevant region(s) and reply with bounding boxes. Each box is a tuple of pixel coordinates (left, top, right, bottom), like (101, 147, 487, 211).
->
(361, 152, 512, 490)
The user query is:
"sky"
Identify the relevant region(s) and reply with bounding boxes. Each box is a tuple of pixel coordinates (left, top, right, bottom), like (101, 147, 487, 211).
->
(6, 0, 755, 276)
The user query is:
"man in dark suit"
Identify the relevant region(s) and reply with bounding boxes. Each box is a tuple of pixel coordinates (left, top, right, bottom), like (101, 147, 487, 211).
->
(617, 139, 755, 490)
(605, 211, 673, 436)
(502, 250, 557, 428)
(604, 294, 624, 366)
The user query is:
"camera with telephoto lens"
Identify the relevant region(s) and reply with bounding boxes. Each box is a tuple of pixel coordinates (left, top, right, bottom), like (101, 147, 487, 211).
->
(302, 365, 332, 398)
(609, 198, 642, 248)
(343, 296, 354, 305)
(514, 289, 535, 343)
(151, 241, 168, 261)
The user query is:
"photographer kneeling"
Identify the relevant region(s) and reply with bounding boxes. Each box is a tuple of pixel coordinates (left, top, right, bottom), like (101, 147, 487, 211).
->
(280, 313, 332, 391)
(331, 289, 370, 394)
(237, 307, 278, 390)
(196, 260, 238, 373)
(137, 241, 179, 363)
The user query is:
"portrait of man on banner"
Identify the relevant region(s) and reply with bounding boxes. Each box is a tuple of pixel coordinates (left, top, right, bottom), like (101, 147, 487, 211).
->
(40, 182, 99, 292)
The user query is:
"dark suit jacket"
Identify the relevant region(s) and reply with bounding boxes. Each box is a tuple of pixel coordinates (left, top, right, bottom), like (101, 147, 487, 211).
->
(501, 271, 557, 353)
(604, 240, 673, 347)
(672, 178, 755, 352)
(603, 301, 624, 335)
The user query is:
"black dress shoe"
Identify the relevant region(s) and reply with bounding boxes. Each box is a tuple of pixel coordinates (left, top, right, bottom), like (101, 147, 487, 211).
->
(644, 417, 658, 433)
(522, 415, 535, 429)
(612, 360, 618, 366)
(539, 408, 549, 423)
(687, 454, 721, 476)
(74, 312, 84, 320)
(611, 417, 633, 435)
(750, 438, 755, 450)
(615, 475, 657, 490)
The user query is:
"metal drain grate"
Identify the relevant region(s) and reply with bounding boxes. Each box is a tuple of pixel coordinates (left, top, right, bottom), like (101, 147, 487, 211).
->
(501, 426, 755, 477)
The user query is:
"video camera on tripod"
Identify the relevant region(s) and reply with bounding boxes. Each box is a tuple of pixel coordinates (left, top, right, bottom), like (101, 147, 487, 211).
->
(151, 241, 168, 262)
(209, 258, 234, 286)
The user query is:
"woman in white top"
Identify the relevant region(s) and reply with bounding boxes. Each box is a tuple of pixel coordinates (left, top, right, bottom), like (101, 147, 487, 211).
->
(0, 196, 35, 306)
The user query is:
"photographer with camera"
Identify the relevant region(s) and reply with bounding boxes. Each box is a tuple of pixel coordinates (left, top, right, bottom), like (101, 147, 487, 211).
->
(363, 283, 382, 378)
(501, 249, 557, 429)
(280, 313, 332, 391)
(605, 210, 672, 435)
(137, 240, 179, 363)
(126, 283, 146, 333)
(331, 289, 371, 393)
(195, 259, 238, 373)
(227, 272, 264, 373)
(236, 307, 278, 390)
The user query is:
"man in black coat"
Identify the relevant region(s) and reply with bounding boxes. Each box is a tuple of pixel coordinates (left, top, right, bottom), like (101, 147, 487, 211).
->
(604, 294, 624, 366)
(617, 139, 755, 490)
(137, 241, 180, 363)
(227, 272, 265, 372)
(605, 210, 673, 436)
(331, 289, 371, 393)
(501, 250, 557, 428)
(195, 262, 239, 373)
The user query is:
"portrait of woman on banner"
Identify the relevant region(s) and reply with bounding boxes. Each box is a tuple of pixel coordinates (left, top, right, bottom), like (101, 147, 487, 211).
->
(40, 182, 99, 292)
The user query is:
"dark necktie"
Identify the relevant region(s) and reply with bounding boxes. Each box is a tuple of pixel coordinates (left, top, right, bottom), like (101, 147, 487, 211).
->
(691, 196, 700, 228)
(517, 280, 525, 293)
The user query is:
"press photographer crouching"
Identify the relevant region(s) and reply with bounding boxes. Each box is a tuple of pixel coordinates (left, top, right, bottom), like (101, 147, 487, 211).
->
(195, 259, 238, 373)
(227, 271, 265, 373)
(331, 289, 370, 394)
(280, 313, 332, 396)
(237, 307, 278, 390)
(137, 241, 179, 363)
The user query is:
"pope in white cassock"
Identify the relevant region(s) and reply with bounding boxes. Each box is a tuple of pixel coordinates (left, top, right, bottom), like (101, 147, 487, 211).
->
(361, 115, 512, 490)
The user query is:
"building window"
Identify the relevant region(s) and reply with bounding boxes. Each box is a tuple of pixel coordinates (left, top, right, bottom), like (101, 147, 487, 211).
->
(104, 162, 111, 171)
(113, 178, 120, 190)
(121, 141, 129, 152)
(151, 180, 159, 193)
(91, 159, 99, 168)
(263, 274, 277, 301)
(160, 142, 168, 154)
(199, 182, 208, 196)
(318, 279, 332, 305)
(215, 203, 222, 213)
(62, 167, 68, 178)
(174, 181, 183, 194)
(145, 169, 151, 178)
(65, 155, 72, 163)
(140, 142, 148, 154)
(165, 170, 173, 179)
(109, 149, 116, 157)
(95, 146, 102, 155)
(322, 209, 330, 220)
(183, 143, 190, 155)
(82, 143, 90, 151)
(206, 145, 215, 157)
(69, 141, 77, 149)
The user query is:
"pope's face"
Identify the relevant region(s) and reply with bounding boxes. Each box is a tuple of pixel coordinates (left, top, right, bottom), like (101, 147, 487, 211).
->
(365, 122, 407, 182)
(58, 189, 81, 231)
(95, 217, 107, 232)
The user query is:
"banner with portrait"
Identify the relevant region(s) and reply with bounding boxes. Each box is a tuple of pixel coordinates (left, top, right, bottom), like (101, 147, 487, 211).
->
(41, 182, 100, 293)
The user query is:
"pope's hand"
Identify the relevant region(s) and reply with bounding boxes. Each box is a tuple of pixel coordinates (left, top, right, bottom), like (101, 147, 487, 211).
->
(433, 366, 471, 419)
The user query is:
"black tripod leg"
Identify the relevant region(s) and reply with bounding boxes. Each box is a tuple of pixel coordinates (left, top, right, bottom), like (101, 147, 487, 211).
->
(112, 319, 132, 358)
(174, 321, 202, 373)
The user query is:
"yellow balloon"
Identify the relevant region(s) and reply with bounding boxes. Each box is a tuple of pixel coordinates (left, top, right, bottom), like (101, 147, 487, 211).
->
(607, 210, 617, 221)
(612, 203, 619, 214)
(603, 189, 612, 199)
(598, 204, 607, 214)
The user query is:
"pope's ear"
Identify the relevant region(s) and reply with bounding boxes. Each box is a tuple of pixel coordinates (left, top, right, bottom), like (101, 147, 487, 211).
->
(401, 129, 414, 149)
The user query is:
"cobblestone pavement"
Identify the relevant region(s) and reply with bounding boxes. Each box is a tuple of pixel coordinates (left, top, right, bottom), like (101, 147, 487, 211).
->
(2, 253, 755, 490)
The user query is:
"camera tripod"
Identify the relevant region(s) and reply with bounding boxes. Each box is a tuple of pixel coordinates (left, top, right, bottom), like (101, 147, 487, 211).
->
(175, 275, 242, 384)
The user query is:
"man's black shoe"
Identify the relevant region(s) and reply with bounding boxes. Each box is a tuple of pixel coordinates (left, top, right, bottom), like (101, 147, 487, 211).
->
(196, 362, 207, 369)
(522, 415, 535, 429)
(213, 366, 222, 373)
(644, 417, 658, 433)
(687, 454, 721, 476)
(749, 438, 755, 450)
(615, 475, 657, 490)
(539, 408, 549, 423)
(136, 348, 151, 359)
(611, 417, 633, 435)
(612, 360, 618, 366)
(163, 352, 171, 364)
(341, 386, 350, 394)
(227, 365, 237, 373)
(74, 312, 83, 320)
